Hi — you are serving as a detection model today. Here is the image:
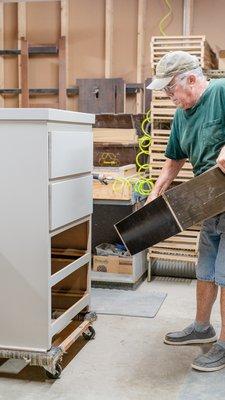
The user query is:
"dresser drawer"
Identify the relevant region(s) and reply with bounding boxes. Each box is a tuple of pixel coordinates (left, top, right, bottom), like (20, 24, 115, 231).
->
(49, 131, 93, 179)
(49, 176, 93, 230)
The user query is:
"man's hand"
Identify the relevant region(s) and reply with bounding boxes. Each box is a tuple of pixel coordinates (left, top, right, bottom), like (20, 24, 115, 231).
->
(145, 191, 159, 205)
(216, 146, 225, 173)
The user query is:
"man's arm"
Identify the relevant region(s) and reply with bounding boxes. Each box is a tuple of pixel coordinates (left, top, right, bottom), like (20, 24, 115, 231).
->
(216, 145, 225, 173)
(146, 158, 186, 204)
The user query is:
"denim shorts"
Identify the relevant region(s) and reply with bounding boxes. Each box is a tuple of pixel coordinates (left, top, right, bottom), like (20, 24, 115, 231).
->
(196, 212, 225, 287)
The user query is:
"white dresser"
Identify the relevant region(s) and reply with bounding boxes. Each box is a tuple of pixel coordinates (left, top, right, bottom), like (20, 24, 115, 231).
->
(0, 108, 95, 352)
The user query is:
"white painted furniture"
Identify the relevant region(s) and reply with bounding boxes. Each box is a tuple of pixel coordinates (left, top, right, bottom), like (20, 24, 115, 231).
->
(0, 109, 95, 352)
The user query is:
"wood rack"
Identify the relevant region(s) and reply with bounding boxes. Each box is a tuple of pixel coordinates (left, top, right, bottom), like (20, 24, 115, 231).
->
(150, 36, 218, 73)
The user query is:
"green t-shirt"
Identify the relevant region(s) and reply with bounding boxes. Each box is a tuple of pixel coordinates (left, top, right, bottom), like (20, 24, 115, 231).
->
(165, 78, 225, 176)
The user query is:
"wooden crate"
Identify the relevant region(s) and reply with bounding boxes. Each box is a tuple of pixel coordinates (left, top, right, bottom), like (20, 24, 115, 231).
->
(150, 36, 218, 72)
(94, 143, 139, 167)
(150, 144, 194, 182)
(149, 227, 200, 263)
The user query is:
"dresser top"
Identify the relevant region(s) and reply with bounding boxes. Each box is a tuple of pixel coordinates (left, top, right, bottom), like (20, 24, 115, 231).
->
(0, 108, 95, 124)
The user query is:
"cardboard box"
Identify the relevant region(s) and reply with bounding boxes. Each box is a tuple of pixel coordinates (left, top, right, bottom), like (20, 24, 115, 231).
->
(93, 255, 132, 274)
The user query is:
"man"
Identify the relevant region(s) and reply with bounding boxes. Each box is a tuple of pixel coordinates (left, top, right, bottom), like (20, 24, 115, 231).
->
(146, 51, 225, 372)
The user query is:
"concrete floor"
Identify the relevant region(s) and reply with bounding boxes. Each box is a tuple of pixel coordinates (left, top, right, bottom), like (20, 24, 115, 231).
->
(0, 277, 223, 400)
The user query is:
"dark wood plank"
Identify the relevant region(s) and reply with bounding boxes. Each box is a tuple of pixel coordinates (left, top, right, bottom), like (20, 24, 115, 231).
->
(94, 114, 133, 128)
(165, 166, 225, 229)
(115, 78, 125, 113)
(30, 88, 58, 94)
(28, 45, 58, 55)
(115, 166, 225, 255)
(115, 196, 180, 255)
(0, 85, 145, 96)
(77, 78, 125, 113)
(131, 114, 147, 136)
(0, 50, 20, 55)
(126, 83, 143, 94)
(94, 114, 145, 137)
(94, 143, 138, 167)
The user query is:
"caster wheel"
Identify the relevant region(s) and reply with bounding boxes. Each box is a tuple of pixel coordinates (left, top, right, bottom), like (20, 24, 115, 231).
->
(84, 311, 97, 322)
(82, 326, 96, 340)
(45, 363, 62, 379)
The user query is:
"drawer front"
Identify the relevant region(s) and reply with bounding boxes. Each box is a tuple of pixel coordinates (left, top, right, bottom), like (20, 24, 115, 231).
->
(49, 176, 93, 230)
(49, 131, 93, 179)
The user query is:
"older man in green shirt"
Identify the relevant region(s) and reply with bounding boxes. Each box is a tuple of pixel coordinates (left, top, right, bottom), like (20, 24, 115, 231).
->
(147, 51, 225, 372)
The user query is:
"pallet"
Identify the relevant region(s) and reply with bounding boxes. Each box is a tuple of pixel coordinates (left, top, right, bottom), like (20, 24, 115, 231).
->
(149, 138, 194, 182)
(150, 36, 218, 72)
(149, 227, 200, 263)
(150, 143, 194, 182)
(150, 91, 193, 182)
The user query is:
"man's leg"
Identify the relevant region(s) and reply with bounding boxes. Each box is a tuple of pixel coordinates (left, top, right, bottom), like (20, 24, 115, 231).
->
(219, 287, 225, 340)
(164, 217, 219, 346)
(191, 217, 225, 371)
(195, 280, 218, 324)
(191, 287, 225, 372)
(164, 280, 217, 345)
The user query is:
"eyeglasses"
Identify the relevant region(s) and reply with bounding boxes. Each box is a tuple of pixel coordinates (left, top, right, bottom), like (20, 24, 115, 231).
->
(163, 80, 177, 95)
(163, 75, 187, 95)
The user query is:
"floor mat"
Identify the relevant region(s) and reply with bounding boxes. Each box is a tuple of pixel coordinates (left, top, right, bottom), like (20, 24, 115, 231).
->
(91, 288, 167, 318)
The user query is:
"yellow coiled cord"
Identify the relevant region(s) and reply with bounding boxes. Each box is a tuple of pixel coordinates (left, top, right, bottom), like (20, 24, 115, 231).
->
(159, 0, 172, 36)
(112, 109, 154, 197)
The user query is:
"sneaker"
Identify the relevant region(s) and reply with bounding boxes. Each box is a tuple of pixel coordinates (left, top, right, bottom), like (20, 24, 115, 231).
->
(164, 323, 217, 345)
(191, 343, 225, 372)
